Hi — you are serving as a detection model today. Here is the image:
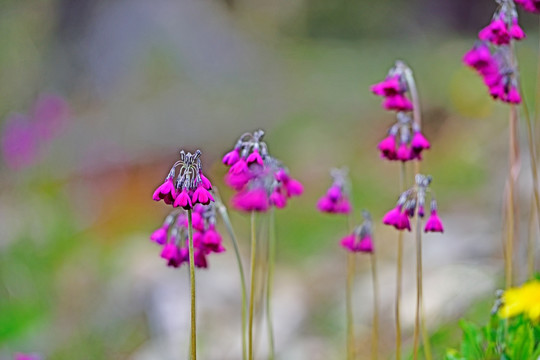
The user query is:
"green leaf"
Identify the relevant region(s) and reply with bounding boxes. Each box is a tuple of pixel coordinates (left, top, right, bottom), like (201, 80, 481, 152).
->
(459, 320, 485, 360)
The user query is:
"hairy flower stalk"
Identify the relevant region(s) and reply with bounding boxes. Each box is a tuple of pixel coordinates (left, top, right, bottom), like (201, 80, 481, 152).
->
(318, 168, 357, 359)
(464, 0, 528, 287)
(214, 189, 248, 360)
(222, 130, 303, 359)
(383, 175, 443, 359)
(372, 60, 432, 360)
(151, 149, 219, 360)
(340, 211, 379, 360)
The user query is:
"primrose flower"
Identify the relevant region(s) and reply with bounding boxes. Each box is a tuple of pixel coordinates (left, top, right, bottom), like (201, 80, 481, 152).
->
(515, 0, 540, 13)
(377, 113, 430, 162)
(341, 212, 374, 253)
(151, 201, 225, 269)
(222, 129, 303, 212)
(463, 0, 524, 104)
(499, 280, 540, 321)
(317, 168, 352, 214)
(152, 150, 214, 210)
(383, 174, 443, 233)
(371, 63, 414, 112)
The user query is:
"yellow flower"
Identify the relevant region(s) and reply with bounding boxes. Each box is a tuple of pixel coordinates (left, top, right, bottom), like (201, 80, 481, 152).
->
(499, 280, 540, 322)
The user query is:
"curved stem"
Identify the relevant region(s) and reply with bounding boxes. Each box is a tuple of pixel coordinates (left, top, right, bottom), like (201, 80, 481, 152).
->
(395, 163, 406, 360)
(520, 92, 539, 279)
(187, 209, 197, 360)
(266, 209, 276, 360)
(248, 211, 257, 360)
(413, 216, 423, 360)
(215, 194, 248, 360)
(370, 252, 379, 360)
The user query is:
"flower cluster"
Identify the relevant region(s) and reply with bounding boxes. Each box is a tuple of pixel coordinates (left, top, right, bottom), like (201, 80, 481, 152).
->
(150, 204, 225, 268)
(222, 130, 303, 212)
(515, 0, 540, 12)
(371, 61, 413, 112)
(499, 279, 540, 321)
(382, 174, 444, 233)
(463, 0, 524, 104)
(317, 168, 352, 214)
(377, 112, 430, 162)
(340, 211, 374, 253)
(153, 150, 214, 210)
(372, 62, 430, 162)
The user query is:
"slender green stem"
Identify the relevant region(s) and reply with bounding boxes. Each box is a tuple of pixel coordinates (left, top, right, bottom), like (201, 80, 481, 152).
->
(413, 216, 423, 360)
(346, 253, 355, 360)
(266, 209, 276, 360)
(187, 209, 197, 360)
(370, 252, 379, 360)
(506, 104, 519, 288)
(215, 195, 248, 360)
(248, 211, 257, 360)
(346, 214, 356, 360)
(395, 163, 406, 360)
(520, 92, 539, 279)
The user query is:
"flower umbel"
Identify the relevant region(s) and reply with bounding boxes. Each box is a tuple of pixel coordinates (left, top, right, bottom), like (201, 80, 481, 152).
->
(463, 0, 523, 104)
(341, 211, 374, 253)
(317, 167, 352, 214)
(382, 174, 444, 233)
(222, 130, 303, 212)
(152, 150, 214, 210)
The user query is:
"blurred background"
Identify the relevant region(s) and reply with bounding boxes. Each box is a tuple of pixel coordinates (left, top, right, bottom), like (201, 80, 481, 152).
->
(1, 0, 539, 359)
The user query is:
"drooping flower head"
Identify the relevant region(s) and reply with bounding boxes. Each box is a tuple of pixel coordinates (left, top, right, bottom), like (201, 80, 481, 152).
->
(340, 211, 374, 253)
(515, 0, 540, 13)
(382, 174, 443, 233)
(463, 0, 523, 104)
(317, 167, 352, 214)
(378, 112, 430, 162)
(150, 202, 225, 269)
(152, 149, 214, 210)
(222, 129, 303, 212)
(371, 61, 413, 112)
(372, 61, 430, 162)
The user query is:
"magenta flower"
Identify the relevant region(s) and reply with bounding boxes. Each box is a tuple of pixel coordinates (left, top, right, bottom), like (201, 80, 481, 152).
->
(317, 169, 352, 215)
(463, 42, 493, 71)
(341, 211, 375, 253)
(382, 206, 402, 228)
(153, 177, 177, 205)
(479, 18, 511, 45)
(150, 225, 169, 245)
(396, 143, 411, 162)
(200, 173, 213, 190)
(515, 0, 540, 13)
(202, 225, 226, 253)
(192, 185, 214, 205)
(383, 175, 441, 233)
(246, 148, 264, 165)
(510, 18, 526, 40)
(371, 75, 404, 97)
(232, 188, 269, 212)
(411, 131, 430, 152)
(174, 189, 193, 209)
(383, 94, 413, 112)
(269, 190, 287, 209)
(222, 148, 240, 165)
(223, 130, 303, 211)
(161, 242, 184, 268)
(32, 94, 70, 141)
(424, 209, 444, 233)
(378, 134, 397, 160)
